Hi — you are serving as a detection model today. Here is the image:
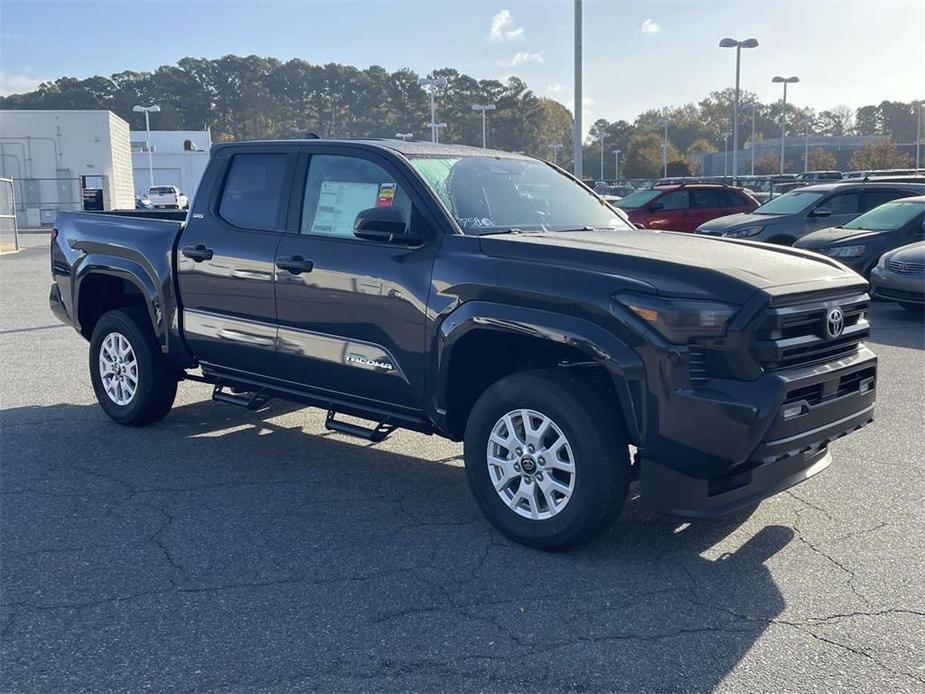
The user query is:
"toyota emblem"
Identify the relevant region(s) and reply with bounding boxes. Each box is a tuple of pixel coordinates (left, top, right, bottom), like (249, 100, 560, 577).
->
(825, 307, 845, 339)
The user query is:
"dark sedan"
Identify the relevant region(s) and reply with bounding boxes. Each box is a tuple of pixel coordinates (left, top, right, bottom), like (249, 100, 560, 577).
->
(869, 241, 925, 312)
(794, 196, 925, 276)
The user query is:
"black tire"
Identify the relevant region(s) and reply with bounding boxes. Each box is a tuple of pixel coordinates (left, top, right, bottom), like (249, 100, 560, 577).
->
(899, 301, 925, 314)
(89, 308, 179, 426)
(464, 369, 631, 550)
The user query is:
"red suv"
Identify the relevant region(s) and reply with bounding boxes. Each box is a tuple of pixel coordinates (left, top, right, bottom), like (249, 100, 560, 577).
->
(615, 184, 758, 232)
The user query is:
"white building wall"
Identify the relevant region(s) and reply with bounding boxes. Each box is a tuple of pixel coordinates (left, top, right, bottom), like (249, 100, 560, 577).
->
(0, 109, 135, 225)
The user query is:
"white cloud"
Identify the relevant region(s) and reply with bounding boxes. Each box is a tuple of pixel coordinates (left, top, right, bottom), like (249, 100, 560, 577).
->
(0, 71, 45, 96)
(546, 82, 565, 94)
(509, 51, 544, 66)
(640, 19, 660, 34)
(489, 10, 526, 42)
(583, 97, 596, 107)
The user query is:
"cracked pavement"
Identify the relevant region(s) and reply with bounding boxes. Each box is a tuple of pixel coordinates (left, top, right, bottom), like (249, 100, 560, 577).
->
(2, 235, 924, 692)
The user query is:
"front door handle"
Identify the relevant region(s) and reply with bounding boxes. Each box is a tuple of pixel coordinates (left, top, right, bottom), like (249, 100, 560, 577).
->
(276, 255, 314, 275)
(181, 244, 214, 262)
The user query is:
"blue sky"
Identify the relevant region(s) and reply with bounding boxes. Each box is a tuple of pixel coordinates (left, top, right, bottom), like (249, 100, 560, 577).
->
(1, 0, 923, 129)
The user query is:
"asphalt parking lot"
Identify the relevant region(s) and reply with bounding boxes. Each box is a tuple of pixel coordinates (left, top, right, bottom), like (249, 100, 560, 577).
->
(2, 234, 924, 693)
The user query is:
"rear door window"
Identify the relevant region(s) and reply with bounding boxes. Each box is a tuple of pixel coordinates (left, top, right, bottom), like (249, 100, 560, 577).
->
(218, 153, 290, 231)
(690, 189, 725, 209)
(863, 189, 918, 211)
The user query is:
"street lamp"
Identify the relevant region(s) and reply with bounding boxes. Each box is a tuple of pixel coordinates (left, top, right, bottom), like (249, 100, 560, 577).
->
(750, 104, 757, 176)
(573, 0, 583, 178)
(471, 104, 496, 148)
(772, 75, 800, 175)
(719, 38, 759, 185)
(613, 149, 621, 180)
(549, 143, 564, 165)
(598, 131, 606, 181)
(133, 104, 161, 190)
(417, 76, 448, 143)
(427, 122, 447, 144)
(916, 102, 922, 170)
(395, 132, 413, 141)
(803, 122, 810, 173)
(659, 117, 669, 178)
(722, 132, 731, 177)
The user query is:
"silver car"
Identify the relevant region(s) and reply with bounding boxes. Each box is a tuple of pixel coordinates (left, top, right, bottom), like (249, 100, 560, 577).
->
(695, 182, 925, 245)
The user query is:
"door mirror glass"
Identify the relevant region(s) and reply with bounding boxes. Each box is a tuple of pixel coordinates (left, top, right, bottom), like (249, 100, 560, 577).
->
(353, 207, 411, 242)
(811, 206, 832, 218)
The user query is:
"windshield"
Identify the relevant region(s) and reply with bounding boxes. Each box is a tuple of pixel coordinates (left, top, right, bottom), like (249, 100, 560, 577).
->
(407, 155, 632, 234)
(843, 200, 924, 231)
(150, 187, 176, 194)
(614, 190, 663, 210)
(753, 190, 825, 215)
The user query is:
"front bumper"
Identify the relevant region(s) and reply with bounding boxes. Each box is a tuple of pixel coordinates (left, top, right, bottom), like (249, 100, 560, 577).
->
(639, 346, 876, 516)
(870, 266, 925, 304)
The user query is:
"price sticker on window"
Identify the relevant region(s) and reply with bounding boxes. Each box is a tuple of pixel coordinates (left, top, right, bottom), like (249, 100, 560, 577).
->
(376, 183, 396, 208)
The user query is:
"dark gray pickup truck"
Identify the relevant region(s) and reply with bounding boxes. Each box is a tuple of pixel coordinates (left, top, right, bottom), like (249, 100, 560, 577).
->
(50, 139, 877, 549)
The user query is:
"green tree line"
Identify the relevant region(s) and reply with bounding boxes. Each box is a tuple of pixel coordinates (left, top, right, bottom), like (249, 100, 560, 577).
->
(0, 54, 920, 179)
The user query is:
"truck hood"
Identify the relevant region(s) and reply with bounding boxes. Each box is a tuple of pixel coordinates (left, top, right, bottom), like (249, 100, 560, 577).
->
(478, 229, 861, 304)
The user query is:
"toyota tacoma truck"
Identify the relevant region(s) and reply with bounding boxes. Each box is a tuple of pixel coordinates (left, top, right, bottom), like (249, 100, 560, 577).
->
(49, 139, 877, 549)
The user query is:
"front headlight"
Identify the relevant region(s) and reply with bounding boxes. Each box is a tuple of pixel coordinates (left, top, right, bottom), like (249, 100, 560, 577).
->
(822, 245, 866, 258)
(613, 293, 738, 343)
(725, 225, 764, 238)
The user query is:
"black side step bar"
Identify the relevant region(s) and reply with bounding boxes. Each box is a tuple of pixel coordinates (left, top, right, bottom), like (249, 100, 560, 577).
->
(325, 410, 396, 443)
(212, 384, 271, 411)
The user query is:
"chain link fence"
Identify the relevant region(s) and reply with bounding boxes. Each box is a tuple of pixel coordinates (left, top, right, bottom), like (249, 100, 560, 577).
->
(0, 178, 19, 253)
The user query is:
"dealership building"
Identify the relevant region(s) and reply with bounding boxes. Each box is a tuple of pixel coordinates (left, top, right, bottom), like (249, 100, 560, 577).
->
(0, 109, 211, 227)
(0, 109, 136, 227)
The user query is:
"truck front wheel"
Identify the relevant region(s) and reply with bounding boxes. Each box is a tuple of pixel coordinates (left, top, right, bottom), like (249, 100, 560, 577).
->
(464, 369, 630, 550)
(89, 308, 178, 426)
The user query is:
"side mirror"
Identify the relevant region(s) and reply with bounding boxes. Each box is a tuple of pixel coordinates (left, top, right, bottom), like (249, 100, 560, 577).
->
(353, 207, 413, 243)
(634, 223, 647, 230)
(811, 207, 832, 218)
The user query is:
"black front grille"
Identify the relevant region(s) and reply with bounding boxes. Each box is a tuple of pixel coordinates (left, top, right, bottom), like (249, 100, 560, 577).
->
(688, 344, 708, 387)
(887, 259, 925, 275)
(752, 292, 870, 370)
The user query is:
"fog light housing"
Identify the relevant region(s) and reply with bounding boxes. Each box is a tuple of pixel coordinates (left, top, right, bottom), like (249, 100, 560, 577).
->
(783, 404, 805, 420)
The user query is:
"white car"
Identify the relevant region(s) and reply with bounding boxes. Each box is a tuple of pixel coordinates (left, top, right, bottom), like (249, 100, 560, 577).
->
(147, 186, 189, 210)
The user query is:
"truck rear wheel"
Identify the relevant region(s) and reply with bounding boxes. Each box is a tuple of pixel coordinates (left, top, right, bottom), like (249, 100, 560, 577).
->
(464, 369, 630, 550)
(89, 308, 178, 426)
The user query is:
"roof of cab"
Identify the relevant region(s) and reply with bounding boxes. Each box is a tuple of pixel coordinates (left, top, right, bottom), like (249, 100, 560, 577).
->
(212, 138, 532, 160)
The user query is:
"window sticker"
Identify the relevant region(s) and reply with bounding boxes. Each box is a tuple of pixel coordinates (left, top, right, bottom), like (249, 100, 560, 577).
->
(376, 182, 396, 208)
(311, 181, 380, 236)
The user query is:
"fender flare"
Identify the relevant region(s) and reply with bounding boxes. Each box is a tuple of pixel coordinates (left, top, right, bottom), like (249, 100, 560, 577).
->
(73, 255, 166, 346)
(431, 301, 646, 444)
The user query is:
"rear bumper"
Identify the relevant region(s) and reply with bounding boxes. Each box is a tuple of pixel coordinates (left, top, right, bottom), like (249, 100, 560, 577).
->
(49, 282, 71, 325)
(640, 347, 876, 516)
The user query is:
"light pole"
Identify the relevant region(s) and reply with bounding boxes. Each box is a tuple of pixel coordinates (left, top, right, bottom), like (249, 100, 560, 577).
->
(659, 117, 669, 177)
(573, 0, 583, 178)
(719, 38, 759, 185)
(772, 75, 799, 175)
(916, 102, 922, 170)
(613, 149, 621, 180)
(599, 131, 606, 181)
(395, 132, 413, 141)
(549, 143, 564, 165)
(417, 76, 448, 143)
(471, 104, 496, 148)
(427, 122, 447, 144)
(132, 104, 161, 190)
(750, 104, 757, 176)
(723, 133, 730, 177)
(803, 122, 810, 172)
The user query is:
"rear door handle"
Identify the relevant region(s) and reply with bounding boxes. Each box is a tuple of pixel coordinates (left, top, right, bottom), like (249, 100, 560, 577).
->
(276, 255, 314, 275)
(181, 244, 214, 262)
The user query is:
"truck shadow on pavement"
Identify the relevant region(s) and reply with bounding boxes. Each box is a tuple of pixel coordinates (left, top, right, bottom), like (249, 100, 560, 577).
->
(1, 399, 795, 692)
